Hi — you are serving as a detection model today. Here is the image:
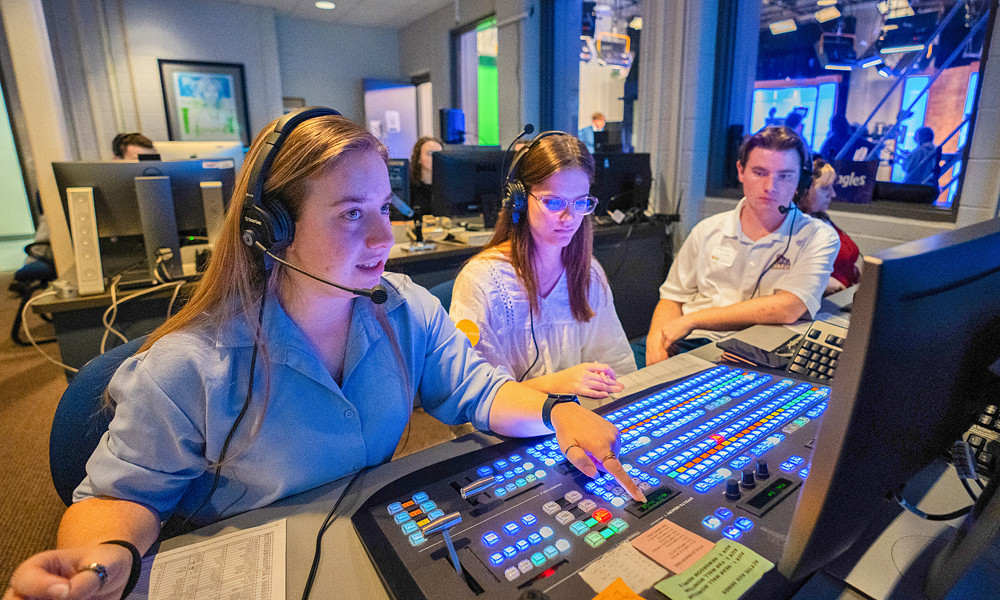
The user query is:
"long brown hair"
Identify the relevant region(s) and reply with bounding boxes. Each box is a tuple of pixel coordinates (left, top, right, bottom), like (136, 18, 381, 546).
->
(129, 115, 401, 444)
(410, 136, 444, 184)
(484, 133, 596, 321)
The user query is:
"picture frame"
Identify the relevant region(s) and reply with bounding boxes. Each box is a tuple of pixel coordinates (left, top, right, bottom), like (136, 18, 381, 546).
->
(158, 59, 251, 147)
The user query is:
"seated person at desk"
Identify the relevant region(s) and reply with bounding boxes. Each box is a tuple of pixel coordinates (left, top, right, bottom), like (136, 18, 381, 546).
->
(408, 136, 443, 212)
(111, 132, 156, 161)
(796, 158, 861, 294)
(450, 132, 636, 399)
(5, 113, 643, 600)
(646, 126, 839, 365)
(577, 112, 605, 154)
(902, 126, 938, 185)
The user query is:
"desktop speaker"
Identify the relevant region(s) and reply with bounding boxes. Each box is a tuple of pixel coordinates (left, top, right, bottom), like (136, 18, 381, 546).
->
(66, 187, 105, 295)
(199, 180, 226, 246)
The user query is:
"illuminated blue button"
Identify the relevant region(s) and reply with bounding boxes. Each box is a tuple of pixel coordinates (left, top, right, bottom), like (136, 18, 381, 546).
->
(412, 492, 429, 503)
(394, 512, 411, 524)
(482, 531, 501, 546)
(675, 473, 695, 484)
(514, 466, 525, 475)
(734, 517, 754, 531)
(408, 532, 426, 546)
(543, 545, 559, 559)
(516, 478, 527, 488)
(505, 483, 517, 492)
(509, 454, 522, 463)
(495, 487, 507, 497)
(387, 502, 403, 515)
(531, 552, 547, 567)
(505, 470, 515, 479)
(570, 521, 590, 536)
(602, 492, 615, 502)
(522, 513, 537, 526)
(495, 460, 509, 470)
(584, 482, 599, 492)
(401, 521, 418, 534)
(780, 461, 796, 472)
(722, 526, 742, 541)
(702, 516, 722, 530)
(539, 526, 554, 539)
(799, 467, 810, 479)
(648, 477, 660, 486)
(504, 522, 521, 535)
(477, 466, 494, 477)
(427, 509, 444, 520)
(528, 533, 543, 545)
(714, 507, 733, 521)
(516, 539, 530, 551)
(494, 474, 505, 483)
(419, 501, 436, 512)
(787, 455, 805, 465)
(694, 482, 714, 493)
(490, 552, 504, 565)
(503, 545, 517, 558)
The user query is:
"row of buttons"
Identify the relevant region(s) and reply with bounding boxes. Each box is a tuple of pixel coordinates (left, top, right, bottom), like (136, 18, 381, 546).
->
(702, 507, 755, 541)
(493, 469, 547, 497)
(502, 539, 571, 581)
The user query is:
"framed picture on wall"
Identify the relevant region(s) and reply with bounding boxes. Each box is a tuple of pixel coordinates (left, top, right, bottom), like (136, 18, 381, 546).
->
(158, 59, 251, 146)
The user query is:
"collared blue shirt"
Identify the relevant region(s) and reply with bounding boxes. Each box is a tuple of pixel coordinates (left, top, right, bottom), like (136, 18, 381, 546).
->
(74, 273, 512, 524)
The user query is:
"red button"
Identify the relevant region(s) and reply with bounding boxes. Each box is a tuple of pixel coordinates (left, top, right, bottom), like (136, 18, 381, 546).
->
(593, 509, 612, 523)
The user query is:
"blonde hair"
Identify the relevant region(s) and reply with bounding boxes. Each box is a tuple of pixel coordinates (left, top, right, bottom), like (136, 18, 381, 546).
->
(484, 132, 597, 321)
(798, 158, 837, 214)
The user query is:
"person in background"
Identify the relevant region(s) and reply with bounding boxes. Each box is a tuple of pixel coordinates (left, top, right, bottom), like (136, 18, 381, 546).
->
(4, 114, 642, 600)
(902, 126, 938, 185)
(578, 112, 606, 154)
(796, 158, 860, 294)
(645, 126, 840, 365)
(408, 136, 443, 213)
(112, 133, 156, 160)
(451, 132, 636, 399)
(784, 110, 805, 137)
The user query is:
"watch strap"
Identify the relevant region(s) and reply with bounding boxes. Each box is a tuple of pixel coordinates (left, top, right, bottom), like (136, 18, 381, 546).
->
(541, 394, 580, 431)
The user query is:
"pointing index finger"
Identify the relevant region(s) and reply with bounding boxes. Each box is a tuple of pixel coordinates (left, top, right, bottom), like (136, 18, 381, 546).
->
(601, 455, 646, 502)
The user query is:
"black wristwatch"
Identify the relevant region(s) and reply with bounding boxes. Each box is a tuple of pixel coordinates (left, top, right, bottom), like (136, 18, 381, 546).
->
(541, 394, 580, 431)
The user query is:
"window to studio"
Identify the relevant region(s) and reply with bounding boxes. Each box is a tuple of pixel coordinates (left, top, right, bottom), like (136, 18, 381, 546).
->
(709, 0, 993, 222)
(454, 15, 500, 146)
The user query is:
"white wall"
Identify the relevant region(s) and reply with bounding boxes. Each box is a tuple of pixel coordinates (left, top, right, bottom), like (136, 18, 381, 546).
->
(276, 17, 402, 123)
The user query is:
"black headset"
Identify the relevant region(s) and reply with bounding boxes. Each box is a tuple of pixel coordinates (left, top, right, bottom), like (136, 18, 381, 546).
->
(501, 130, 563, 223)
(240, 107, 342, 254)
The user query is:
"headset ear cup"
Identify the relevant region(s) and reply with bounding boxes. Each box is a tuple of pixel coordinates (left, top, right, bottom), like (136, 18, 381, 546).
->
(503, 180, 527, 223)
(266, 199, 295, 252)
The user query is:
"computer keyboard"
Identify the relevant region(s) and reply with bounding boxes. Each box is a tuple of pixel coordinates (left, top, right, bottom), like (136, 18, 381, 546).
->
(963, 404, 1000, 476)
(787, 320, 849, 382)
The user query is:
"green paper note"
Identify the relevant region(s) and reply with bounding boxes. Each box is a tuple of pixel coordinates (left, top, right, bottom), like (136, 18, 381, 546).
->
(653, 540, 773, 600)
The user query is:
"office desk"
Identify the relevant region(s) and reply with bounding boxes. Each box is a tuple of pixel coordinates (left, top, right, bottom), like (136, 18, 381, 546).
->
(33, 221, 670, 374)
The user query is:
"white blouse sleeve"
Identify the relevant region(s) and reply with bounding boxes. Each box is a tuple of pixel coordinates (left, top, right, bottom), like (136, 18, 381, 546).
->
(449, 260, 514, 373)
(583, 261, 637, 376)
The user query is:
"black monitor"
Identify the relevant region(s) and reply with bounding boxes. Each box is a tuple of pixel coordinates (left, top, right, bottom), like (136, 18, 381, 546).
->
(591, 152, 652, 216)
(387, 158, 410, 220)
(52, 160, 235, 274)
(430, 149, 506, 225)
(593, 121, 624, 153)
(780, 217, 1000, 596)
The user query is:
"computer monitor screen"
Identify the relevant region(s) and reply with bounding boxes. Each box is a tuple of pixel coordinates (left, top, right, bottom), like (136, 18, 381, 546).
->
(779, 217, 1000, 589)
(431, 149, 506, 223)
(593, 121, 624, 153)
(387, 158, 410, 220)
(591, 152, 652, 215)
(153, 140, 245, 176)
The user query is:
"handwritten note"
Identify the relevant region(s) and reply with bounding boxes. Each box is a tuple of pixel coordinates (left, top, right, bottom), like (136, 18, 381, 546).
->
(653, 539, 773, 600)
(592, 577, 646, 600)
(630, 518, 714, 573)
(579, 542, 669, 593)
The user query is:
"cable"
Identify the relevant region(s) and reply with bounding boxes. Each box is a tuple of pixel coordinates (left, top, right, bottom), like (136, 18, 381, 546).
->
(101, 277, 127, 354)
(21, 291, 79, 373)
(302, 466, 370, 600)
(519, 305, 540, 382)
(100, 280, 184, 354)
(166, 280, 184, 318)
(892, 489, 973, 521)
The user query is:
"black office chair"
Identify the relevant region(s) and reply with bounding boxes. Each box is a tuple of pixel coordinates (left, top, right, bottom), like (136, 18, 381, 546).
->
(10, 241, 57, 346)
(427, 278, 454, 312)
(49, 336, 146, 506)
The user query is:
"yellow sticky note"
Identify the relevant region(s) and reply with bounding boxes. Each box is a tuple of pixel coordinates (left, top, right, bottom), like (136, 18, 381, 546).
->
(653, 539, 773, 600)
(455, 319, 480, 346)
(592, 577, 645, 600)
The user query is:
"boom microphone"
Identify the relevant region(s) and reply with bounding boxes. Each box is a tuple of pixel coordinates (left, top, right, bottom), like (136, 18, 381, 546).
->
(257, 242, 388, 304)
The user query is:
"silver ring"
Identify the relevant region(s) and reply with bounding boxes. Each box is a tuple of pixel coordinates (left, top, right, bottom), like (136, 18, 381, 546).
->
(82, 563, 108, 590)
(602, 450, 617, 462)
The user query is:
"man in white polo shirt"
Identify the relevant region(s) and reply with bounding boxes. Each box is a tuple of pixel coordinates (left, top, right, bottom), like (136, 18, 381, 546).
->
(646, 126, 840, 366)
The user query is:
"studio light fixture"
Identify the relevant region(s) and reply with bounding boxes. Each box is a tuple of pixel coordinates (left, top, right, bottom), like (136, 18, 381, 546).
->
(817, 0, 838, 6)
(315, 1, 336, 9)
(769, 19, 798, 35)
(858, 55, 884, 69)
(817, 32, 856, 70)
(815, 6, 841, 23)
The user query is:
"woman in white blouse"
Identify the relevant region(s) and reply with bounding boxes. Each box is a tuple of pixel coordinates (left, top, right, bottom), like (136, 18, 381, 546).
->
(450, 132, 636, 398)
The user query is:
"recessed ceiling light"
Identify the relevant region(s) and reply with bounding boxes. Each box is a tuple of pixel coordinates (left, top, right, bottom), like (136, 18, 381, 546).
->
(815, 6, 841, 22)
(315, 1, 336, 9)
(769, 19, 798, 35)
(817, 0, 838, 6)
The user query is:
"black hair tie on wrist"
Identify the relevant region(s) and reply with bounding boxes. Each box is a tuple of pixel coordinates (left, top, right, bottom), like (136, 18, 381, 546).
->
(100, 539, 141, 599)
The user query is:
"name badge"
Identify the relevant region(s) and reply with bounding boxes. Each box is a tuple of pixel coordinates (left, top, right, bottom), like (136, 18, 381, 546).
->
(709, 245, 737, 267)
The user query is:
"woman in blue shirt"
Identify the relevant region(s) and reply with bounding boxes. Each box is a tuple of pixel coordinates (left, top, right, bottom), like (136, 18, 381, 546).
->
(6, 112, 643, 600)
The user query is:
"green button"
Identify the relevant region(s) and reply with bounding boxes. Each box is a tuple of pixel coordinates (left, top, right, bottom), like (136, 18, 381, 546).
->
(600, 527, 615, 539)
(525, 474, 537, 483)
(585, 517, 598, 527)
(585, 531, 605, 548)
(669, 471, 680, 478)
(608, 518, 629, 533)
(531, 552, 546, 566)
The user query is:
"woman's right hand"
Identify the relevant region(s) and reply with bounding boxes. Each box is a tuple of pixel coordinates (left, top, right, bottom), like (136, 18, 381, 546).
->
(4, 544, 132, 600)
(549, 363, 625, 399)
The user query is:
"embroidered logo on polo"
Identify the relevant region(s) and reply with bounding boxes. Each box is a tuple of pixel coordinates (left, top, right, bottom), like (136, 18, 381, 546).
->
(771, 255, 791, 270)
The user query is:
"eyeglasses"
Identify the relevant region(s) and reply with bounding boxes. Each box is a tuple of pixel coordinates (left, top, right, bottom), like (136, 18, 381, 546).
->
(530, 193, 599, 216)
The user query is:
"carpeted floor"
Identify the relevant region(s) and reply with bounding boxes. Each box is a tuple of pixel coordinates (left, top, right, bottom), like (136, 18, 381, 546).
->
(0, 269, 469, 590)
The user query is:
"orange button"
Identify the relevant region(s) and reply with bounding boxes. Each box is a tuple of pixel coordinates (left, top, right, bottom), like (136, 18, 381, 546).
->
(409, 509, 422, 518)
(593, 509, 612, 523)
(401, 500, 415, 508)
